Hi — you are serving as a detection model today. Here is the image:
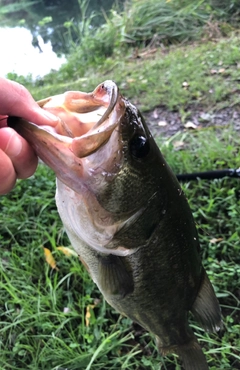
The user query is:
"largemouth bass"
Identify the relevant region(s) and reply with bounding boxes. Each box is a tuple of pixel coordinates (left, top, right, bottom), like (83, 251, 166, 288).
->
(9, 81, 222, 370)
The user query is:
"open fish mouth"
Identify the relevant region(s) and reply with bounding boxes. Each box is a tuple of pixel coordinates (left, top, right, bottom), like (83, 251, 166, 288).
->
(8, 81, 126, 190)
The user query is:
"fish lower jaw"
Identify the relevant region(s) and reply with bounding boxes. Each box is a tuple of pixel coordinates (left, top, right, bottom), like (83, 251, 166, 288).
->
(92, 244, 139, 257)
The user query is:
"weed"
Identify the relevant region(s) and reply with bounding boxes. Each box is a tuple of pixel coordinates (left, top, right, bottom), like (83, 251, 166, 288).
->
(8, 32, 240, 115)
(1, 125, 240, 369)
(2, 2, 240, 367)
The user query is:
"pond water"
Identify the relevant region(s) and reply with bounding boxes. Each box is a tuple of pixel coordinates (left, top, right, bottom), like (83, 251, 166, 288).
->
(0, 27, 65, 78)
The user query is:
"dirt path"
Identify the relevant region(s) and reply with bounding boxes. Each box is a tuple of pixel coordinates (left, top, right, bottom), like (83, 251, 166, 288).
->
(144, 106, 240, 138)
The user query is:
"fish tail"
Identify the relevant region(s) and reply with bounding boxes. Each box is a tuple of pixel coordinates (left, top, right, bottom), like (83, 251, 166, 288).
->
(191, 269, 222, 333)
(158, 336, 208, 370)
(175, 339, 209, 370)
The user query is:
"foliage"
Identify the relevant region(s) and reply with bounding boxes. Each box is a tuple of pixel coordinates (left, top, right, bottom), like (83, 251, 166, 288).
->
(123, 0, 211, 45)
(6, 0, 239, 103)
(56, 0, 240, 67)
(210, 0, 240, 15)
(1, 0, 240, 57)
(10, 32, 240, 114)
(0, 128, 239, 369)
(1, 1, 240, 368)
(0, 0, 124, 55)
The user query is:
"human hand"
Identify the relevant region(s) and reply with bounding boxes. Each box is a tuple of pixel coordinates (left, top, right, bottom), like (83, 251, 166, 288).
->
(0, 78, 59, 195)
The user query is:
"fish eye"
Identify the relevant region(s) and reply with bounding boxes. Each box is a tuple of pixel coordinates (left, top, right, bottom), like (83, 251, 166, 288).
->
(129, 135, 150, 159)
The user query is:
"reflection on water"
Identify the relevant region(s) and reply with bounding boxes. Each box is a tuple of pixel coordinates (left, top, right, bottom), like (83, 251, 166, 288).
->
(0, 27, 65, 79)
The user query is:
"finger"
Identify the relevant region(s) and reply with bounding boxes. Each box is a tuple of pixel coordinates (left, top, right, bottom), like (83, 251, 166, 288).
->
(23, 105, 60, 127)
(0, 149, 16, 195)
(0, 78, 60, 127)
(0, 127, 38, 179)
(0, 115, 8, 127)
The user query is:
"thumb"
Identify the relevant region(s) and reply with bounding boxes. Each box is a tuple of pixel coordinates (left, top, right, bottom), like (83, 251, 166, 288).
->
(23, 104, 60, 127)
(0, 78, 60, 127)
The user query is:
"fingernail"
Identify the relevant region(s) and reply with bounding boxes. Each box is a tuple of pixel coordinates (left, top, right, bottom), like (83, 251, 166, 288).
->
(5, 132, 23, 158)
(42, 110, 60, 122)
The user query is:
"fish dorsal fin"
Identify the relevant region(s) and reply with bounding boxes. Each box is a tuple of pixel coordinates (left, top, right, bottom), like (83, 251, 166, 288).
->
(191, 269, 222, 333)
(98, 254, 134, 298)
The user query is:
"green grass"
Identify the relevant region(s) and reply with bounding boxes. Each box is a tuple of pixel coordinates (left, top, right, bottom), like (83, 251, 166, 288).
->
(9, 32, 240, 114)
(2, 5, 240, 368)
(0, 127, 240, 369)
(7, 0, 240, 114)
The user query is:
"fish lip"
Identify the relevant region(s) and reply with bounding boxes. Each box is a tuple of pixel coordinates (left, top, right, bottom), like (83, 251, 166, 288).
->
(90, 80, 120, 129)
(9, 80, 124, 158)
(7, 81, 126, 192)
(8, 116, 79, 181)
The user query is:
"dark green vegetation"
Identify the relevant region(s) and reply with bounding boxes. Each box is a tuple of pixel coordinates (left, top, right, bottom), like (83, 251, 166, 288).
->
(9, 33, 240, 115)
(1, 130, 240, 369)
(1, 0, 239, 55)
(1, 0, 124, 54)
(1, 0, 240, 369)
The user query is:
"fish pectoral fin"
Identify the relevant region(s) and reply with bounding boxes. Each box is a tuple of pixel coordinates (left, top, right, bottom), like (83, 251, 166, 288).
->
(98, 254, 134, 298)
(191, 269, 222, 333)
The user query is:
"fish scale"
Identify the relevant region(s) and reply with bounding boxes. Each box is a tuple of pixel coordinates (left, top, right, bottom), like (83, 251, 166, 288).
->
(8, 80, 222, 370)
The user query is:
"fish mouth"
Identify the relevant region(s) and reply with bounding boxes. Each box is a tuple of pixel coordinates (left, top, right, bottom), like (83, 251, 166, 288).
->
(8, 80, 126, 192)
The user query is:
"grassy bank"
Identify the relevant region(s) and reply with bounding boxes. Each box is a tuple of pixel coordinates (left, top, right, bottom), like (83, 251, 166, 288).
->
(10, 32, 240, 115)
(0, 128, 240, 369)
(1, 1, 240, 368)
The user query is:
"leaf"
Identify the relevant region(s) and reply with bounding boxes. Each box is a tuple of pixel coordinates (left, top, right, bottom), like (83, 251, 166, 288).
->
(153, 109, 159, 119)
(218, 68, 225, 74)
(158, 120, 167, 126)
(200, 113, 212, 122)
(127, 78, 135, 83)
(184, 121, 197, 129)
(210, 238, 223, 244)
(43, 247, 58, 270)
(85, 304, 95, 327)
(173, 140, 185, 150)
(182, 81, 189, 89)
(210, 69, 218, 74)
(57, 246, 78, 257)
(63, 307, 71, 313)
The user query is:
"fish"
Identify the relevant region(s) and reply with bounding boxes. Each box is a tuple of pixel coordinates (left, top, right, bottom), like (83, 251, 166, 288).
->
(8, 80, 222, 370)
